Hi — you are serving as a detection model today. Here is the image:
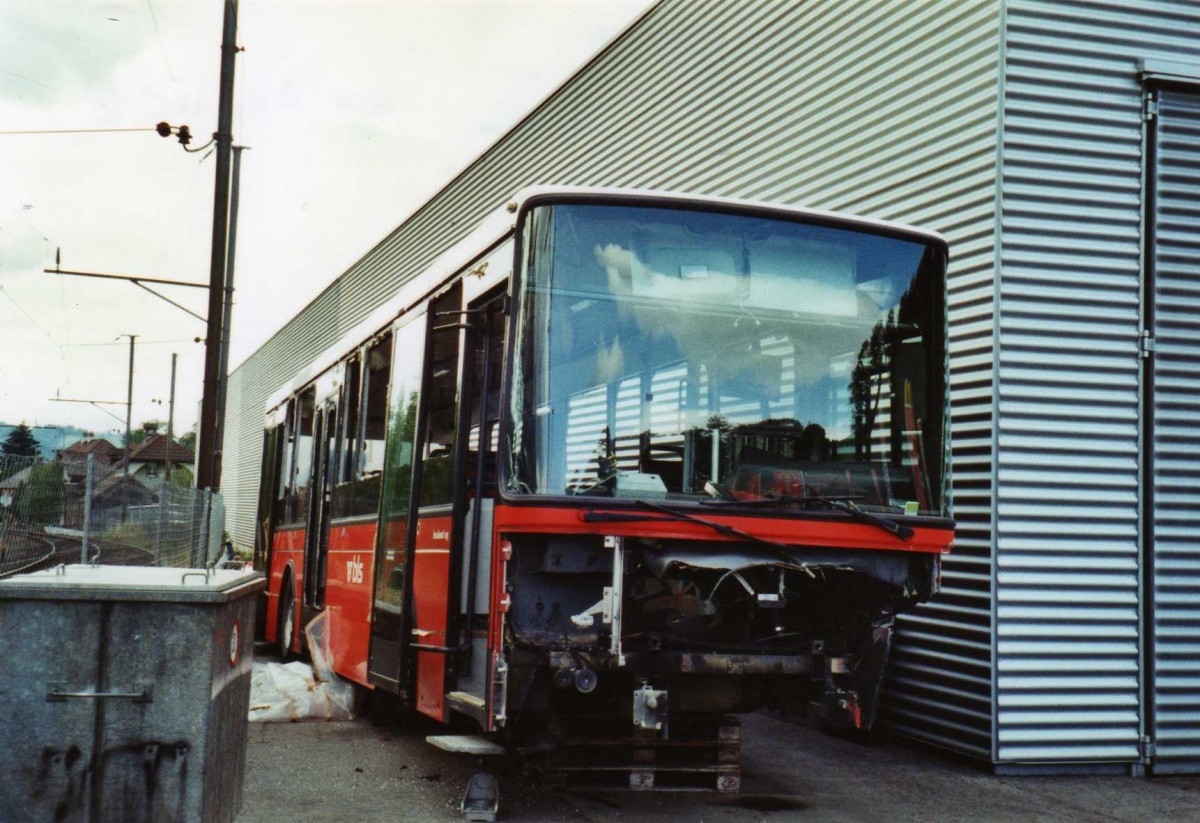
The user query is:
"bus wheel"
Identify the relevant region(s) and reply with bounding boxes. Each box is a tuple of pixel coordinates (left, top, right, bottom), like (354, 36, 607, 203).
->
(278, 577, 296, 660)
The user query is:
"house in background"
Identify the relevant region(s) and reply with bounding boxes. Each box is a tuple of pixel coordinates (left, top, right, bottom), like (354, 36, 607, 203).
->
(0, 465, 34, 511)
(124, 434, 195, 489)
(58, 438, 121, 477)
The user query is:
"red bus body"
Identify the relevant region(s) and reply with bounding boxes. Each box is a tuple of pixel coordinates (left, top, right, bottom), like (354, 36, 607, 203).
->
(254, 188, 954, 745)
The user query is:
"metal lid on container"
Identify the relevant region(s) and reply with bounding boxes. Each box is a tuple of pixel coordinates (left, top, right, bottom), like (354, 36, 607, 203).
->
(0, 564, 265, 603)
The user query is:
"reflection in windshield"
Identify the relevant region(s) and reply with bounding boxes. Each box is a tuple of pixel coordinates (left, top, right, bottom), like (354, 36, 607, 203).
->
(507, 202, 946, 516)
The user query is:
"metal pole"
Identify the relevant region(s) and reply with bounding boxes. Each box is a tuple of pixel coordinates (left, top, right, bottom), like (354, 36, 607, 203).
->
(197, 0, 239, 492)
(156, 354, 177, 567)
(156, 468, 166, 566)
(197, 491, 212, 568)
(213, 145, 245, 491)
(122, 334, 136, 475)
(166, 353, 177, 485)
(81, 453, 94, 563)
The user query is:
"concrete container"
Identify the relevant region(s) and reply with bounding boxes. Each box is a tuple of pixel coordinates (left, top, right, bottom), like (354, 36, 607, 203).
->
(0, 564, 264, 823)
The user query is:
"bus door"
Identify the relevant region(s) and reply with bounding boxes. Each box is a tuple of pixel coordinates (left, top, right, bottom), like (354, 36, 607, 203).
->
(447, 290, 506, 726)
(304, 398, 336, 611)
(367, 313, 428, 693)
(253, 423, 284, 636)
(403, 283, 469, 722)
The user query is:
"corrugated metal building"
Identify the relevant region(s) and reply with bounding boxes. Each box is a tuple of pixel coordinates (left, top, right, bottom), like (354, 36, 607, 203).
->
(223, 0, 1200, 773)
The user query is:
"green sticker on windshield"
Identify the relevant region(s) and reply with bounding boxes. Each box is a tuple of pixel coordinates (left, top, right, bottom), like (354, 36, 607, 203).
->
(904, 501, 919, 516)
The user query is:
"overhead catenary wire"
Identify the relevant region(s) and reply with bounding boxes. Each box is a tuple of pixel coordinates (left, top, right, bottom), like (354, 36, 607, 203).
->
(64, 339, 197, 348)
(0, 67, 64, 94)
(145, 0, 179, 93)
(0, 127, 158, 136)
(0, 285, 65, 351)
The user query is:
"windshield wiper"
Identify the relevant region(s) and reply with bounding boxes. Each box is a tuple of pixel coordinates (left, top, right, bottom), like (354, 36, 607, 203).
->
(814, 496, 914, 541)
(700, 493, 914, 541)
(582, 501, 795, 561)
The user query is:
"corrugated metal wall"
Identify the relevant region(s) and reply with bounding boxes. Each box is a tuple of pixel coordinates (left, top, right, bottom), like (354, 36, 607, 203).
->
(224, 0, 1003, 752)
(219, 0, 1200, 770)
(997, 0, 1200, 766)
(1149, 86, 1200, 774)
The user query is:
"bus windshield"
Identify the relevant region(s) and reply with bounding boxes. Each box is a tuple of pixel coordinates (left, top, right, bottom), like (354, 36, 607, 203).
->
(506, 201, 947, 516)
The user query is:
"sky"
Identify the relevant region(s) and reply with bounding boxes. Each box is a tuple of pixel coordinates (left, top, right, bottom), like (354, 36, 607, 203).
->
(0, 0, 650, 440)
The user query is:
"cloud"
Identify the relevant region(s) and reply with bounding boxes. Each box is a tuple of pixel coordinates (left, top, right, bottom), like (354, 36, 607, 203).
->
(0, 2, 145, 104)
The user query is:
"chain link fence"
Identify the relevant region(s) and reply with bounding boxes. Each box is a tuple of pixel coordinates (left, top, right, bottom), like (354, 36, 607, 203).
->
(0, 453, 225, 579)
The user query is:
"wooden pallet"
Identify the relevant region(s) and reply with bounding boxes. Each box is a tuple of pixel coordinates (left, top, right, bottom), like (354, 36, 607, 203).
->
(539, 715, 741, 792)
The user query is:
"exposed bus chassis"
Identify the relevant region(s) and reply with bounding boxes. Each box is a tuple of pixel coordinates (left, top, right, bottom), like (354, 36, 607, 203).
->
(502, 531, 938, 741)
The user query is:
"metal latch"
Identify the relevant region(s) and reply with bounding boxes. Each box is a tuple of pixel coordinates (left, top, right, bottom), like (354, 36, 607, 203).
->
(633, 682, 668, 733)
(1140, 330, 1156, 359)
(1144, 97, 1159, 122)
(1139, 734, 1156, 763)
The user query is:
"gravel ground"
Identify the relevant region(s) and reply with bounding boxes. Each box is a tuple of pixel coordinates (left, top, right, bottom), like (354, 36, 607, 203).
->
(238, 702, 1200, 822)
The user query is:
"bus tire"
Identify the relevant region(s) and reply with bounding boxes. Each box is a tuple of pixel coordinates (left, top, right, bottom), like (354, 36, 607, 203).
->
(278, 574, 296, 660)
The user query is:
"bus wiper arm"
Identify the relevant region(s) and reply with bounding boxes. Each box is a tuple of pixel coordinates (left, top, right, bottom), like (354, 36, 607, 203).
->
(630, 500, 794, 561)
(814, 497, 914, 541)
(700, 494, 914, 541)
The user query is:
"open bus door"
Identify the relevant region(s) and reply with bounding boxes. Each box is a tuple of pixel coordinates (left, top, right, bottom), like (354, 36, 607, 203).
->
(404, 284, 465, 722)
(366, 280, 505, 727)
(367, 313, 429, 693)
(304, 399, 336, 614)
(253, 423, 284, 638)
(401, 283, 506, 724)
(446, 289, 506, 727)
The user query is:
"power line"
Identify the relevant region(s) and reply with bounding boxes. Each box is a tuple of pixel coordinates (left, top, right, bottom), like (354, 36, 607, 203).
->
(0, 67, 64, 94)
(0, 127, 157, 136)
(0, 285, 63, 349)
(145, 0, 179, 93)
(65, 338, 197, 348)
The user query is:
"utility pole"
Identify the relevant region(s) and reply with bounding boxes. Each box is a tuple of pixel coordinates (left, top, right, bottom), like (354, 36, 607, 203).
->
(213, 144, 246, 491)
(121, 334, 137, 475)
(197, 0, 239, 492)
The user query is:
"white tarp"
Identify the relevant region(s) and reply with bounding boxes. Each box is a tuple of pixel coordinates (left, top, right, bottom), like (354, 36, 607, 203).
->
(248, 611, 355, 722)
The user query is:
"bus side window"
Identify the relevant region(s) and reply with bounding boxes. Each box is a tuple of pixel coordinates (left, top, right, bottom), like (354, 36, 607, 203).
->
(333, 335, 392, 518)
(279, 398, 296, 523)
(418, 287, 462, 507)
(292, 388, 316, 522)
(364, 334, 392, 481)
(342, 356, 362, 484)
(331, 355, 364, 518)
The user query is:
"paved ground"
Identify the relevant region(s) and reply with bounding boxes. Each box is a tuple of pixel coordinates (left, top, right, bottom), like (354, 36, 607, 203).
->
(238, 703, 1200, 822)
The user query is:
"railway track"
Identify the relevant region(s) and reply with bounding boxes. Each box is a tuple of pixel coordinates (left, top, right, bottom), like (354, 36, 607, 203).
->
(0, 526, 159, 578)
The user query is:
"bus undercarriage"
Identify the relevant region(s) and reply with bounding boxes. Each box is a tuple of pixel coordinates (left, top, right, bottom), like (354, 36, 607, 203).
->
(502, 532, 938, 742)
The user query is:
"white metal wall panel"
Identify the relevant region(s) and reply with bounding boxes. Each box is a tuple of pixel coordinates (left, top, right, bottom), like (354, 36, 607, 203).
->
(997, 0, 1200, 765)
(224, 0, 1002, 754)
(224, 284, 339, 548)
(1149, 87, 1200, 774)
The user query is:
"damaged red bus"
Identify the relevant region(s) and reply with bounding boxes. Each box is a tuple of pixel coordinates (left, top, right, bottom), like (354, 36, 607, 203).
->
(254, 186, 952, 770)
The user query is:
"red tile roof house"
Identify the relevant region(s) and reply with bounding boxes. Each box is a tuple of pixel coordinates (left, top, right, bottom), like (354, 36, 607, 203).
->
(58, 438, 121, 480)
(123, 435, 195, 489)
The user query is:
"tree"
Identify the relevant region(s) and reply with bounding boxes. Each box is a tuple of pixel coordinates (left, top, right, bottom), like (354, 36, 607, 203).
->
(124, 425, 151, 448)
(2, 423, 41, 458)
(178, 428, 197, 453)
(14, 463, 63, 526)
(171, 465, 195, 489)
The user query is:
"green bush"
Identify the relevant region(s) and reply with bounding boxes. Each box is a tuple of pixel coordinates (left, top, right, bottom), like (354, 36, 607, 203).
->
(101, 522, 154, 551)
(13, 463, 63, 526)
